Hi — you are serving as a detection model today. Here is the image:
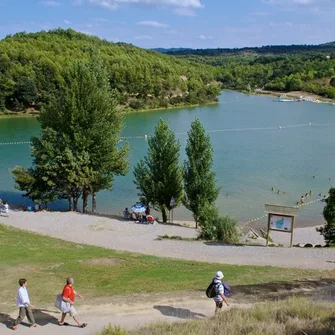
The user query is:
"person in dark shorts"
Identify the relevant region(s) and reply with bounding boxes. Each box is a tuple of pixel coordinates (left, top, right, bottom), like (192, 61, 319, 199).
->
(212, 271, 229, 314)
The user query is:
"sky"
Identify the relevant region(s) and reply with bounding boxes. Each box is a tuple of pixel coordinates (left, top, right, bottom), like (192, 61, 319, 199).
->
(0, 0, 334, 49)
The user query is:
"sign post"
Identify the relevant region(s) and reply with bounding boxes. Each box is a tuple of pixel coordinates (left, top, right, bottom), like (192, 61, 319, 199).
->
(264, 204, 299, 247)
(170, 196, 176, 223)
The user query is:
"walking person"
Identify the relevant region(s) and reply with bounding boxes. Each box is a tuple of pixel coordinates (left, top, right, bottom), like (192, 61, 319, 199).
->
(11, 278, 37, 330)
(58, 277, 87, 328)
(213, 271, 229, 314)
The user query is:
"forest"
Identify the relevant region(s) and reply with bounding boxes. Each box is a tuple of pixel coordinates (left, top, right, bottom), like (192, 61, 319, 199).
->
(0, 29, 220, 113)
(1, 29, 335, 115)
(161, 44, 335, 99)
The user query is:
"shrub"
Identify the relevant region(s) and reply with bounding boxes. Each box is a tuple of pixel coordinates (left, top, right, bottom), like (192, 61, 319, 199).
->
(317, 187, 335, 246)
(198, 204, 240, 243)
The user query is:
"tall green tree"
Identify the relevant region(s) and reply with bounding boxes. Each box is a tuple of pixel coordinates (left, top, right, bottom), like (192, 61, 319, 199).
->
(183, 118, 220, 228)
(133, 119, 183, 222)
(13, 52, 129, 211)
(317, 188, 335, 246)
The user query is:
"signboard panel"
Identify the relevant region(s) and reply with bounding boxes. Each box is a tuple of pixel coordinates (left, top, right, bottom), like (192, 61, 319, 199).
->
(269, 214, 293, 232)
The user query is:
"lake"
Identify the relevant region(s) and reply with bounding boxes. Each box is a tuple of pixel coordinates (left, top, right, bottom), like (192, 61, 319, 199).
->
(1, 90, 334, 226)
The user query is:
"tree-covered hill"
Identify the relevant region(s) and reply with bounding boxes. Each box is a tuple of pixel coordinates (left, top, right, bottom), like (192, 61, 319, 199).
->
(161, 44, 335, 99)
(161, 42, 335, 56)
(0, 29, 220, 113)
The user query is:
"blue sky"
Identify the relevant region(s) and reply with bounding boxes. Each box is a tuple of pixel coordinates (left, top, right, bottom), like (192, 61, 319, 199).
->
(0, 0, 334, 48)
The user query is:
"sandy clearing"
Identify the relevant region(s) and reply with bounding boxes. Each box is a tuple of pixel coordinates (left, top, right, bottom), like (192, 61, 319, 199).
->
(1, 211, 335, 270)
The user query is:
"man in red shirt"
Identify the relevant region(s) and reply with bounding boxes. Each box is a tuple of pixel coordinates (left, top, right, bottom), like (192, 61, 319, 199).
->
(59, 277, 87, 328)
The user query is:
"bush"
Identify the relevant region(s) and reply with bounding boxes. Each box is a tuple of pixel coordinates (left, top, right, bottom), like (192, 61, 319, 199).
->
(215, 216, 240, 244)
(198, 204, 240, 243)
(317, 187, 335, 246)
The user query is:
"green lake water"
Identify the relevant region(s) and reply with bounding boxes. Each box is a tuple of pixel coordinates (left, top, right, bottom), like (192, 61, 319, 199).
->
(1, 90, 335, 225)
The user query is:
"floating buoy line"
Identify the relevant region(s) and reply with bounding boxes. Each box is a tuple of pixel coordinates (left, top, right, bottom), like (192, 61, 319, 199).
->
(1, 122, 335, 146)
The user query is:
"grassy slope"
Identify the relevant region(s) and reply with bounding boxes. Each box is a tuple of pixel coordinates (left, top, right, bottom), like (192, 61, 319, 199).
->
(0, 224, 333, 310)
(128, 297, 335, 335)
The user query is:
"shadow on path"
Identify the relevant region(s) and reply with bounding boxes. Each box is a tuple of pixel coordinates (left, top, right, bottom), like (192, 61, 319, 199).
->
(0, 313, 15, 329)
(153, 305, 206, 319)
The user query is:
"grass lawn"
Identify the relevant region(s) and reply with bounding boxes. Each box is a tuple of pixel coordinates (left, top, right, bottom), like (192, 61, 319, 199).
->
(0, 224, 334, 310)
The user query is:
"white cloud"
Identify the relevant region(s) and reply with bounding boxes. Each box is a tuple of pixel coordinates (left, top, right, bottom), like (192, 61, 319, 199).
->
(88, 0, 203, 10)
(137, 20, 169, 28)
(40, 1, 60, 6)
(174, 7, 196, 16)
(135, 35, 152, 40)
(197, 35, 213, 40)
(64, 20, 72, 24)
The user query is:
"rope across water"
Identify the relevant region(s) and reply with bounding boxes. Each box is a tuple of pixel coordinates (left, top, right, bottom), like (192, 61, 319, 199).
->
(1, 122, 335, 146)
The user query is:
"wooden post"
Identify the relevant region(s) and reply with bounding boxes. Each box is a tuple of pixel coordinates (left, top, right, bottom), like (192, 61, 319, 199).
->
(266, 214, 271, 247)
(290, 216, 295, 247)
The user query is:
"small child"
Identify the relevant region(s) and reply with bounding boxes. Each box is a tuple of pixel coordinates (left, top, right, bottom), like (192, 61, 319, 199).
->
(124, 207, 130, 219)
(12, 278, 37, 330)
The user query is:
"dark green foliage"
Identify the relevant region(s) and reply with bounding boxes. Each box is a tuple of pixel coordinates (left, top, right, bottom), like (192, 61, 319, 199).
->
(198, 204, 239, 243)
(12, 52, 128, 211)
(183, 118, 220, 228)
(133, 119, 183, 222)
(0, 29, 218, 113)
(317, 188, 335, 246)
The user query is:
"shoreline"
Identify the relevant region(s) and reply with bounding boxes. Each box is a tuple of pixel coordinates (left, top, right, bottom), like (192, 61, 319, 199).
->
(0, 100, 219, 120)
(250, 89, 335, 105)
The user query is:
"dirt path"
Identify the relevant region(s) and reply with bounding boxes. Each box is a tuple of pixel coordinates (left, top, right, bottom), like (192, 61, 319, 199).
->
(0, 294, 240, 334)
(2, 211, 335, 270)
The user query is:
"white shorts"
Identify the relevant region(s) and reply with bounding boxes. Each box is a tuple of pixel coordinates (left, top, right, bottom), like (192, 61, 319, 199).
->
(69, 305, 77, 317)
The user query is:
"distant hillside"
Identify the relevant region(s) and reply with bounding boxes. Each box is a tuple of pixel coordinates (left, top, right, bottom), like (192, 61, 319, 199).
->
(160, 42, 335, 56)
(0, 29, 220, 113)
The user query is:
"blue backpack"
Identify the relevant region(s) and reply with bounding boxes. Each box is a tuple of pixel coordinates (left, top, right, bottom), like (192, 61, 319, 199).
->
(206, 281, 231, 298)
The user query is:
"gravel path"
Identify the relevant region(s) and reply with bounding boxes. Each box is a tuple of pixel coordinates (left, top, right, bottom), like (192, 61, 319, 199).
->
(2, 211, 335, 270)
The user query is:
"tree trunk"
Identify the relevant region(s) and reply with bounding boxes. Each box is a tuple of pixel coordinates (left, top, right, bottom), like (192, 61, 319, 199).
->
(73, 197, 78, 212)
(92, 192, 97, 213)
(82, 189, 89, 213)
(68, 197, 73, 211)
(161, 207, 167, 223)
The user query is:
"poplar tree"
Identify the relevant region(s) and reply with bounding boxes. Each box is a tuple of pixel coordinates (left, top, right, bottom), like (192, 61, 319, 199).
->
(133, 119, 183, 222)
(183, 118, 220, 228)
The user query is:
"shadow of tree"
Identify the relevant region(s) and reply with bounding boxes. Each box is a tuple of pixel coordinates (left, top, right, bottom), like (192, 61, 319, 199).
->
(153, 305, 206, 319)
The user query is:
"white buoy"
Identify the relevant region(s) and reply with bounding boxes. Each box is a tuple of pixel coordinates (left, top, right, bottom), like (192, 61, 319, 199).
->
(144, 134, 148, 140)
(309, 122, 312, 126)
(278, 126, 282, 129)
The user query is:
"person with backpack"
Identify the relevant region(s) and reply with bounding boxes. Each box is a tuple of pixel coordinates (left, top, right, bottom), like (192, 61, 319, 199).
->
(207, 271, 230, 314)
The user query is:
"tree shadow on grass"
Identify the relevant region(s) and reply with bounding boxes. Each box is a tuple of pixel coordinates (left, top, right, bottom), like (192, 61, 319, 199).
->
(153, 305, 206, 319)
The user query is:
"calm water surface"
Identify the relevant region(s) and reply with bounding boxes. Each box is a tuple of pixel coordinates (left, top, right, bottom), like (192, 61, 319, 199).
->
(1, 91, 335, 225)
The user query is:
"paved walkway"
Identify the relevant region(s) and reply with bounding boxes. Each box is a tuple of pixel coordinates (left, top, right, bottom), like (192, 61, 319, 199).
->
(2, 211, 335, 270)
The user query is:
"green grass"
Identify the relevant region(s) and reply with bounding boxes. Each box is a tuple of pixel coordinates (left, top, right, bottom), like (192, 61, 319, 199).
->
(0, 224, 333, 309)
(127, 297, 335, 335)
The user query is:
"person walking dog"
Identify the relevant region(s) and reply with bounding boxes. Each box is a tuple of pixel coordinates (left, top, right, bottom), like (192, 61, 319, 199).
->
(11, 278, 37, 330)
(58, 277, 87, 328)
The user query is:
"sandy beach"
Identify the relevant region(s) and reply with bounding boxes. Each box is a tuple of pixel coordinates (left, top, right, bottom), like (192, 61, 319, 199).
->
(1, 210, 334, 270)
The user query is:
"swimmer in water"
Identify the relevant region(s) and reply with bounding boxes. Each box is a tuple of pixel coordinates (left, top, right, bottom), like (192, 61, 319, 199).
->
(313, 175, 315, 179)
(277, 190, 280, 194)
(271, 187, 274, 191)
(226, 193, 229, 197)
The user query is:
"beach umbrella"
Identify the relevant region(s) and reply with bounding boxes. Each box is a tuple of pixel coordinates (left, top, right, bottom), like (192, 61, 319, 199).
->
(131, 203, 147, 213)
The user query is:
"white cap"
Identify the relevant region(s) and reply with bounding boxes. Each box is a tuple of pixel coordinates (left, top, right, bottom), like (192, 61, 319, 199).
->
(215, 271, 224, 280)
